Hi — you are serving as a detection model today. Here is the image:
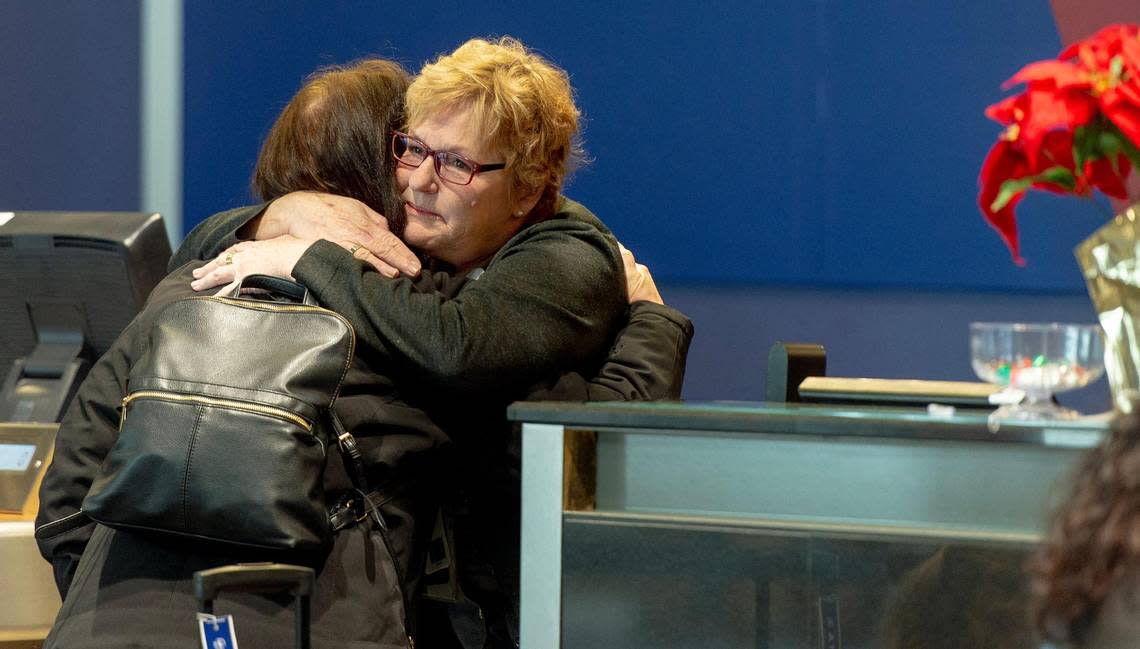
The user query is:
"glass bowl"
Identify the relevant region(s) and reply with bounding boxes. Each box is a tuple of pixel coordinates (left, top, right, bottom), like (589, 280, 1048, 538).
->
(969, 322, 1105, 421)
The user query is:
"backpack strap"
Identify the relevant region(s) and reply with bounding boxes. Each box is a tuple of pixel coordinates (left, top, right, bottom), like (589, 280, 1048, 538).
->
(328, 412, 386, 531)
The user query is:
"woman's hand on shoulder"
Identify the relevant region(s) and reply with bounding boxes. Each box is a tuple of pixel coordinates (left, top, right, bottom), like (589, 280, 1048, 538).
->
(190, 235, 312, 292)
(619, 243, 663, 305)
(263, 191, 421, 278)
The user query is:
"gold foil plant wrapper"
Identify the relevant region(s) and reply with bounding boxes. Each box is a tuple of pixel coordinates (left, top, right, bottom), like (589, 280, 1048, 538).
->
(1075, 204, 1140, 410)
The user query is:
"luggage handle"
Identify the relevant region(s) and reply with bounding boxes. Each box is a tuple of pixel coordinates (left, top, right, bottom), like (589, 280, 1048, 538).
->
(228, 275, 317, 306)
(194, 563, 314, 649)
(194, 562, 314, 601)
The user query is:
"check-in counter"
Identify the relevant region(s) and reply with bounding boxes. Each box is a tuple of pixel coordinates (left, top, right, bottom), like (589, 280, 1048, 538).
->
(0, 423, 62, 648)
(0, 521, 58, 647)
(508, 401, 1107, 649)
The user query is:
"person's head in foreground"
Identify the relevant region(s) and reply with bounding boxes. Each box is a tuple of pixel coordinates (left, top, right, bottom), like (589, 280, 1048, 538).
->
(254, 58, 410, 236)
(394, 36, 583, 271)
(1032, 403, 1140, 647)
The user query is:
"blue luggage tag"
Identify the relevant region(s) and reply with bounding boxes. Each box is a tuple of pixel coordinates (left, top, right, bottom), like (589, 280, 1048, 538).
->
(197, 613, 240, 649)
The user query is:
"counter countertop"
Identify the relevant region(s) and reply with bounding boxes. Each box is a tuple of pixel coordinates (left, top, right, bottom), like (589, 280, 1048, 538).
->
(507, 400, 1108, 447)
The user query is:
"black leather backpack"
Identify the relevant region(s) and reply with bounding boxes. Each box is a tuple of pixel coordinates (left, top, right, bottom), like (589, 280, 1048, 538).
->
(82, 275, 361, 551)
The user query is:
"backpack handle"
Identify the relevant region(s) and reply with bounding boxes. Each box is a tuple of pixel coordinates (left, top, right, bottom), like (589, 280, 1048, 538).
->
(228, 274, 318, 306)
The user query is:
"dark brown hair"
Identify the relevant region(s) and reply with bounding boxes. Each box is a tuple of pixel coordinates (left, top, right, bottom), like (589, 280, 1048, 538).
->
(1030, 407, 1140, 643)
(254, 59, 410, 235)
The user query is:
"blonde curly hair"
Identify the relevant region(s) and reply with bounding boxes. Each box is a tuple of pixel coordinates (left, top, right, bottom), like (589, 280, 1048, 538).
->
(406, 37, 583, 217)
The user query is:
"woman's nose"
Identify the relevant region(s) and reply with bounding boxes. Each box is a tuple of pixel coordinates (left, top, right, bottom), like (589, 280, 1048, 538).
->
(408, 157, 438, 192)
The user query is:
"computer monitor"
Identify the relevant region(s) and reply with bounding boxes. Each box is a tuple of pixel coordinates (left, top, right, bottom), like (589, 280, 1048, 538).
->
(0, 211, 171, 422)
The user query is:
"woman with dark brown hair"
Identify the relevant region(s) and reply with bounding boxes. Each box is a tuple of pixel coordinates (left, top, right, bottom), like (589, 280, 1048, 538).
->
(1031, 406, 1140, 648)
(37, 58, 427, 649)
(253, 59, 409, 239)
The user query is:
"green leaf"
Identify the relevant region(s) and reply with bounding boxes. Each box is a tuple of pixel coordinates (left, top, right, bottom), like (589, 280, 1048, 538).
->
(1099, 129, 1123, 159)
(991, 177, 1034, 212)
(1113, 125, 1140, 168)
(990, 166, 1077, 212)
(1096, 130, 1126, 175)
(1073, 123, 1100, 172)
(1037, 165, 1077, 190)
(1111, 55, 1125, 81)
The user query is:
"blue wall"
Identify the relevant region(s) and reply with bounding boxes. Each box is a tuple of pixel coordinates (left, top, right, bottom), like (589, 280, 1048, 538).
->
(1, 2, 1122, 410)
(183, 0, 1100, 292)
(0, 2, 139, 211)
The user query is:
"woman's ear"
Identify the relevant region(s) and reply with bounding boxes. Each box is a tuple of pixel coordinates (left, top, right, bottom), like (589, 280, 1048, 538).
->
(511, 185, 543, 219)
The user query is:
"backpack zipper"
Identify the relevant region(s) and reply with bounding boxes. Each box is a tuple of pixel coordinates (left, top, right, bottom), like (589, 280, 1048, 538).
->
(121, 390, 312, 432)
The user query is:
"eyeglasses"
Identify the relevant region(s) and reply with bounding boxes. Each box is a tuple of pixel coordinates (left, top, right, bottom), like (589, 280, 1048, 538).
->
(391, 131, 506, 186)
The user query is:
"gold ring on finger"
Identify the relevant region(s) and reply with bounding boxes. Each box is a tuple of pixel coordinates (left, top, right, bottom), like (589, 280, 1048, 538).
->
(224, 252, 235, 265)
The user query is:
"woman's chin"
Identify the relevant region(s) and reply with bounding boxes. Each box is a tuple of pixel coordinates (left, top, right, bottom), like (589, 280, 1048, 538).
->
(402, 225, 439, 252)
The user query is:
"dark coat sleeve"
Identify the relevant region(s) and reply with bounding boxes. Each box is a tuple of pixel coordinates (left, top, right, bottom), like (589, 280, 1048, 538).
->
(33, 319, 135, 598)
(526, 301, 694, 401)
(290, 220, 627, 396)
(426, 268, 694, 402)
(169, 204, 267, 270)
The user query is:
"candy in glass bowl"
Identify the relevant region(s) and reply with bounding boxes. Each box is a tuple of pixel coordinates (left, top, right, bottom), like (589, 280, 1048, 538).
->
(969, 322, 1105, 421)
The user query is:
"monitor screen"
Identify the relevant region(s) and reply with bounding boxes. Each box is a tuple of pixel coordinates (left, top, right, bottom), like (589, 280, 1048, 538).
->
(0, 423, 56, 512)
(0, 211, 171, 421)
(0, 443, 36, 472)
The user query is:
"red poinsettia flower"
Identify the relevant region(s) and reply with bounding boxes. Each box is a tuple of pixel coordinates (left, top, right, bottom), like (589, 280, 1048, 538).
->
(1101, 77, 1140, 147)
(1060, 24, 1140, 69)
(979, 23, 1140, 265)
(979, 126, 1085, 265)
(1122, 31, 1140, 71)
(1002, 62, 1098, 168)
(979, 139, 1030, 265)
(1062, 24, 1140, 150)
(1085, 154, 1132, 199)
(979, 143, 1028, 265)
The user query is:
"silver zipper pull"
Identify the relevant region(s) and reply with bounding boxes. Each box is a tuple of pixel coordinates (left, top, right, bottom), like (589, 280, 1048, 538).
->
(119, 396, 129, 429)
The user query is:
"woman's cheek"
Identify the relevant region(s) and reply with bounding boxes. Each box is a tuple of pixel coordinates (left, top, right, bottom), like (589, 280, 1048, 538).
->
(395, 168, 411, 191)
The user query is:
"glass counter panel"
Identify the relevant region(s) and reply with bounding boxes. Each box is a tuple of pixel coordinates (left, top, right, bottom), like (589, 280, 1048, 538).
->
(594, 429, 1082, 538)
(562, 514, 1036, 649)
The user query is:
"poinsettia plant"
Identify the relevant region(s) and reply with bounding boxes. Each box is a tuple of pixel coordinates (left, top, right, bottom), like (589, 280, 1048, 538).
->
(980, 23, 1140, 265)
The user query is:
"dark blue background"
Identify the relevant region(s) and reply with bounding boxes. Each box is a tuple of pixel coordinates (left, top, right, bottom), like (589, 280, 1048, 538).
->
(183, 0, 1095, 292)
(0, 1, 139, 211)
(1, 1, 1122, 409)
